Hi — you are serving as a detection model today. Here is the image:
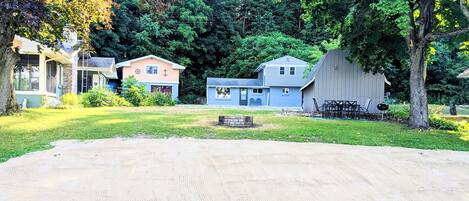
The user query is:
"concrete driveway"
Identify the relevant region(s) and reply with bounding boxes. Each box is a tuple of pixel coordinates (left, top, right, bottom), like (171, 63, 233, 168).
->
(0, 138, 468, 201)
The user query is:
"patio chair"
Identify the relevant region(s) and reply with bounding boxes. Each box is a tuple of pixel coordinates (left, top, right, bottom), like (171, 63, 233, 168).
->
(256, 98, 262, 105)
(360, 98, 372, 114)
(313, 98, 323, 112)
(249, 98, 256, 106)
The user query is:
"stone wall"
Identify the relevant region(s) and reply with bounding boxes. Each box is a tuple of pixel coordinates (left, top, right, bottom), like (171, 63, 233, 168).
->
(218, 116, 254, 128)
(63, 64, 73, 94)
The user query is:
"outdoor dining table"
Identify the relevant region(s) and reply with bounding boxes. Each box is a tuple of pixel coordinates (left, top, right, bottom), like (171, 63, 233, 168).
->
(323, 100, 360, 119)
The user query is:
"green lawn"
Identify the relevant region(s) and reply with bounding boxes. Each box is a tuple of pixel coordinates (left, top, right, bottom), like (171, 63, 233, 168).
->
(0, 106, 468, 163)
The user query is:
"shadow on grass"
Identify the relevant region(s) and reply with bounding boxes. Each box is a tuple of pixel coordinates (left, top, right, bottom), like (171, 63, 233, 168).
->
(1, 107, 468, 163)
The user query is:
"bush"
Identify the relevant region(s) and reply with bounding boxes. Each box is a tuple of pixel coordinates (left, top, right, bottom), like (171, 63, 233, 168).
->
(179, 94, 199, 104)
(110, 95, 132, 107)
(81, 88, 131, 107)
(142, 92, 176, 106)
(429, 115, 459, 130)
(387, 104, 464, 131)
(61, 93, 80, 107)
(121, 76, 147, 106)
(387, 104, 410, 120)
(123, 85, 146, 106)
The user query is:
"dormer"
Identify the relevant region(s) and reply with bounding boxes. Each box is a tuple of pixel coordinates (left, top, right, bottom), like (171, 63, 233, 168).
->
(255, 55, 309, 87)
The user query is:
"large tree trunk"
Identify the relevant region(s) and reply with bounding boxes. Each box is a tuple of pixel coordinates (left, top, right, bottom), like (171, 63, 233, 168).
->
(406, 0, 434, 129)
(408, 45, 429, 128)
(0, 23, 19, 115)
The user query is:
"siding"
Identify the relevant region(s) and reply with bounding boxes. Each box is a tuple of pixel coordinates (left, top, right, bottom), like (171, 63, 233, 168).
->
(302, 50, 385, 113)
(247, 88, 269, 106)
(122, 57, 181, 83)
(206, 87, 241, 105)
(16, 94, 59, 108)
(263, 65, 308, 87)
(270, 87, 302, 107)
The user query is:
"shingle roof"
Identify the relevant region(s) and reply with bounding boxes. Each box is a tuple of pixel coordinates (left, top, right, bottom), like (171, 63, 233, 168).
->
(78, 57, 115, 68)
(207, 78, 262, 87)
(256, 55, 309, 72)
(457, 68, 469, 78)
(116, 55, 185, 70)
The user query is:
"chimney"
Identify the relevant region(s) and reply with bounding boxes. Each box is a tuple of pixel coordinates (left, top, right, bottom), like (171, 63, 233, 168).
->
(62, 27, 78, 50)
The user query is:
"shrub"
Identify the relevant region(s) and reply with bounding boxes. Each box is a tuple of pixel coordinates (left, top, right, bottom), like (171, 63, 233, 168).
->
(142, 92, 176, 106)
(429, 115, 459, 130)
(387, 104, 410, 120)
(123, 85, 146, 106)
(387, 104, 465, 131)
(110, 95, 132, 107)
(81, 88, 131, 107)
(61, 93, 80, 107)
(121, 76, 147, 106)
(179, 94, 199, 104)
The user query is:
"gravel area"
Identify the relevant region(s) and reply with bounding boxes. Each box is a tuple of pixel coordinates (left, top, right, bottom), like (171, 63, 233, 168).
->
(0, 138, 468, 201)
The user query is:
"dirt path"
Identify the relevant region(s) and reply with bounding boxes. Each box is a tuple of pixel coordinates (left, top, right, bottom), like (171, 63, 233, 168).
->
(0, 138, 468, 201)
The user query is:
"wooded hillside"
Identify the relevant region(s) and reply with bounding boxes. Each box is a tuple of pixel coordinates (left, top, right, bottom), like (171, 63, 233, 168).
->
(90, 0, 469, 105)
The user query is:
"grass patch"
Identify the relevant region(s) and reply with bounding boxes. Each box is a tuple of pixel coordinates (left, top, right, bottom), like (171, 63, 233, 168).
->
(0, 106, 468, 163)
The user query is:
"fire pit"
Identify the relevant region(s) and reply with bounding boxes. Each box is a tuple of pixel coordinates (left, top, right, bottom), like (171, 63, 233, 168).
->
(218, 116, 254, 128)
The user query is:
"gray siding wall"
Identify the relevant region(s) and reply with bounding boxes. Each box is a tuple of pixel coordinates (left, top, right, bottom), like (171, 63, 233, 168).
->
(302, 50, 385, 113)
(263, 65, 308, 87)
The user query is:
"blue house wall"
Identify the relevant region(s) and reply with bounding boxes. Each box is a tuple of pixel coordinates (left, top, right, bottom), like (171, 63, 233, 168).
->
(269, 87, 302, 107)
(247, 88, 269, 106)
(263, 66, 308, 87)
(206, 55, 308, 107)
(206, 87, 240, 105)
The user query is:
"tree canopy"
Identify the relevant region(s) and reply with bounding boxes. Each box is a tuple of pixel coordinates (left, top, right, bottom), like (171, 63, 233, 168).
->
(301, 0, 469, 128)
(215, 32, 324, 78)
(1, 0, 460, 113)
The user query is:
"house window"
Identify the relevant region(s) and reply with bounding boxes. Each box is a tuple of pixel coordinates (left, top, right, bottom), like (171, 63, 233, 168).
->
(282, 88, 289, 95)
(13, 54, 40, 91)
(145, 65, 159, 75)
(253, 88, 263, 94)
(290, 67, 295, 75)
(164, 69, 168, 76)
(280, 67, 285, 75)
(216, 87, 231, 99)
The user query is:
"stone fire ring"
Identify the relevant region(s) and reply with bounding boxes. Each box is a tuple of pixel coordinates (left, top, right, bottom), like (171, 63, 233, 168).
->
(218, 115, 254, 128)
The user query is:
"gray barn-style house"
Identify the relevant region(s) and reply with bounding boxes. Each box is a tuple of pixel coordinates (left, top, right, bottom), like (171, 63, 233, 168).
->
(301, 49, 389, 113)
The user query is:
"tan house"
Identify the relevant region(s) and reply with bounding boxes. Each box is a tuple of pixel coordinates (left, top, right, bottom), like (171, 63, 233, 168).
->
(116, 55, 185, 99)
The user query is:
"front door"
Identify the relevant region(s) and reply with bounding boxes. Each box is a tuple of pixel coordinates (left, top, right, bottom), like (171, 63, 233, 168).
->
(240, 88, 248, 106)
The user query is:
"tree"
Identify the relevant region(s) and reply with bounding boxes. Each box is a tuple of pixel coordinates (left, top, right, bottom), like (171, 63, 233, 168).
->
(0, 0, 112, 115)
(214, 32, 324, 78)
(302, 0, 469, 128)
(427, 41, 469, 104)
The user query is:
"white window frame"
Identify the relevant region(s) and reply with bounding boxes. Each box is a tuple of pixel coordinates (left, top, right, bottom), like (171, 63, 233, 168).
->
(215, 87, 231, 100)
(289, 67, 295, 75)
(145, 65, 159, 75)
(279, 67, 285, 75)
(282, 88, 289, 95)
(253, 88, 263, 94)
